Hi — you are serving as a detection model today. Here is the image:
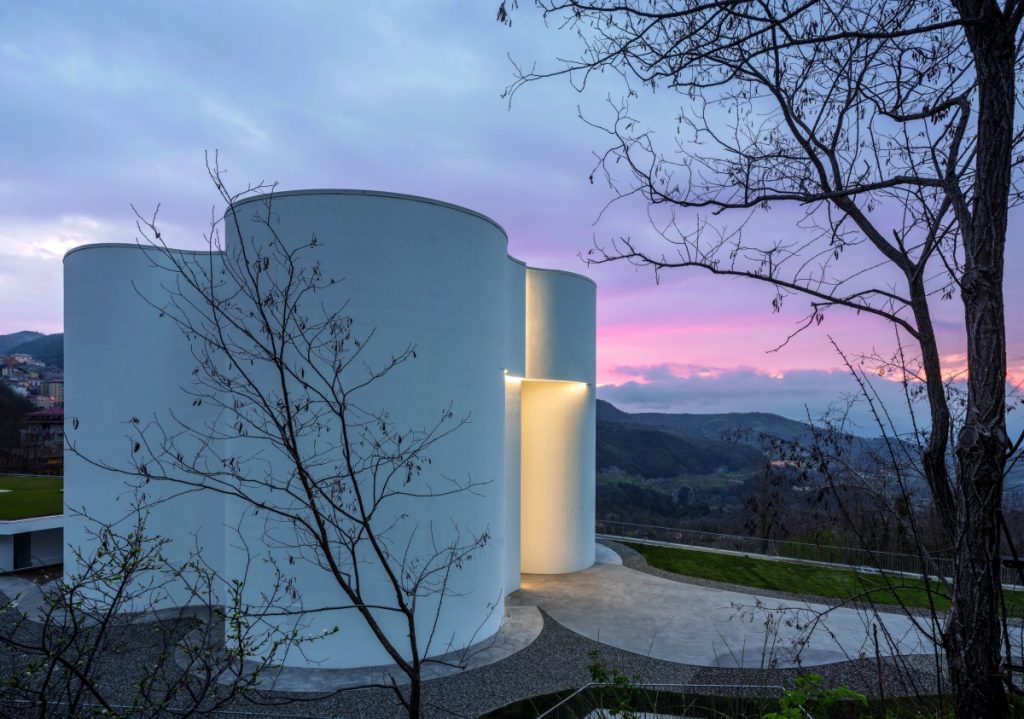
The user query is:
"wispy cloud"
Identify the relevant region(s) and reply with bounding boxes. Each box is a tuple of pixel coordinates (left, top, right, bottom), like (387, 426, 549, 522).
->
(0, 215, 110, 260)
(599, 363, 1024, 439)
(598, 365, 916, 436)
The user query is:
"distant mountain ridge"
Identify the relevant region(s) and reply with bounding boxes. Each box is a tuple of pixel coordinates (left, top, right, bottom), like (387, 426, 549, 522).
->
(597, 398, 814, 445)
(597, 421, 763, 478)
(595, 399, 788, 479)
(0, 331, 44, 355)
(595, 400, 781, 524)
(597, 399, 905, 482)
(0, 332, 64, 368)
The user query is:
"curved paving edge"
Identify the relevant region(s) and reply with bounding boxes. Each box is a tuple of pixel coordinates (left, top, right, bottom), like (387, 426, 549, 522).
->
(1, 572, 546, 695)
(515, 541, 947, 670)
(1, 555, 951, 717)
(601, 538, 942, 620)
(237, 606, 544, 693)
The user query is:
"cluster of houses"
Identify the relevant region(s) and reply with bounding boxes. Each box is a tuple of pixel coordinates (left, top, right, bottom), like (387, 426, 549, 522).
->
(2, 353, 63, 476)
(2, 354, 63, 409)
(0, 352, 64, 572)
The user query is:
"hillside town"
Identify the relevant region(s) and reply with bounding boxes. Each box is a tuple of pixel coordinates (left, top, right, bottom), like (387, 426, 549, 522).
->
(0, 346, 63, 475)
(1, 354, 62, 410)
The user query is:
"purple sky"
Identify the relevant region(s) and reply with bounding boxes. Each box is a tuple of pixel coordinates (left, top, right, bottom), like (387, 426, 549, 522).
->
(1, 1, 1020, 435)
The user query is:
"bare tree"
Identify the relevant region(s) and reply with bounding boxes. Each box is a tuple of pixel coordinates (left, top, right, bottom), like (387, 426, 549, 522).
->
(502, 1, 1022, 716)
(0, 504, 293, 718)
(63, 163, 493, 718)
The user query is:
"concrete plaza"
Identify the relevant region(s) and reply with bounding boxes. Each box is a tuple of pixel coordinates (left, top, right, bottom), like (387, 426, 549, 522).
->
(511, 543, 940, 669)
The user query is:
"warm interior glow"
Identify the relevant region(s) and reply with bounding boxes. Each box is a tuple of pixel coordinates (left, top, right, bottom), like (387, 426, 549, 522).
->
(519, 379, 595, 574)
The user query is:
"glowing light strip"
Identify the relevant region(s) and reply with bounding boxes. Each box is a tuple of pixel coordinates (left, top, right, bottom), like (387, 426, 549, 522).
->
(503, 369, 589, 385)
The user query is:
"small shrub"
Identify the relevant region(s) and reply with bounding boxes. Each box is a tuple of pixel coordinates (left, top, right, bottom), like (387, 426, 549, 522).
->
(762, 674, 868, 719)
(587, 650, 641, 718)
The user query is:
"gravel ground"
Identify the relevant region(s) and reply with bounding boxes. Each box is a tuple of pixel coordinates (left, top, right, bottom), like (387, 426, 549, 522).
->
(0, 542, 946, 718)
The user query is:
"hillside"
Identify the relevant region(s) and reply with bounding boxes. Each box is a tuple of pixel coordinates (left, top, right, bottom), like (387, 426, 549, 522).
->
(593, 400, 939, 532)
(597, 398, 813, 445)
(0, 383, 35, 467)
(597, 421, 762, 478)
(0, 331, 44, 355)
(9, 333, 64, 368)
(595, 401, 776, 526)
(595, 399, 900, 464)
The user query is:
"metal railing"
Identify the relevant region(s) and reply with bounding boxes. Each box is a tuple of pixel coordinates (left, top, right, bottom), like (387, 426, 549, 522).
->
(535, 682, 790, 718)
(594, 519, 1012, 585)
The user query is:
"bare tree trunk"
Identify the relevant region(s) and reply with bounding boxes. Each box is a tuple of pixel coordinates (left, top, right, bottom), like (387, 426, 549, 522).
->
(408, 669, 421, 719)
(945, 6, 1014, 716)
(911, 282, 956, 541)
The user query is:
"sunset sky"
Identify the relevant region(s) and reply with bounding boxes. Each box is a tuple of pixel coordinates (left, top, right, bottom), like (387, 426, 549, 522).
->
(1, 1, 1020, 435)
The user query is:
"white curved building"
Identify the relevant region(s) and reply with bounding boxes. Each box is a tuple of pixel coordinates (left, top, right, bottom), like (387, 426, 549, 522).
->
(63, 190, 595, 669)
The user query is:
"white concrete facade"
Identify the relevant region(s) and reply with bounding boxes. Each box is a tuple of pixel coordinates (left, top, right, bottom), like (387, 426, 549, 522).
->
(63, 190, 595, 669)
(0, 515, 64, 572)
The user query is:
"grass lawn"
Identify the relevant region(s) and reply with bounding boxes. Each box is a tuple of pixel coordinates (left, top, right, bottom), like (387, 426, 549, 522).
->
(626, 541, 1024, 614)
(0, 475, 63, 520)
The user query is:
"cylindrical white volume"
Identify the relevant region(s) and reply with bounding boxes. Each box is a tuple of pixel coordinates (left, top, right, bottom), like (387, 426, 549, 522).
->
(520, 268, 596, 573)
(222, 191, 508, 668)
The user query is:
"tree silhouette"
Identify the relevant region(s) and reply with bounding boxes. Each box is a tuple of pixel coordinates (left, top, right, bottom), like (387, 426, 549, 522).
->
(503, 1, 1023, 716)
(59, 160, 493, 718)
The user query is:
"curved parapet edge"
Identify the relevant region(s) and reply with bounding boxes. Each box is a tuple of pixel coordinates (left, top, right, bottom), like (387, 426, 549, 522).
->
(228, 188, 509, 239)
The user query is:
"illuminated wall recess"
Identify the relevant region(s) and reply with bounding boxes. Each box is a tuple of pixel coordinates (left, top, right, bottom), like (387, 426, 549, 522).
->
(64, 190, 595, 670)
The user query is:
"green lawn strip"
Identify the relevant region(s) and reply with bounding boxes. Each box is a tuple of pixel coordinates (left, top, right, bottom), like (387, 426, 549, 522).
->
(626, 541, 960, 612)
(0, 475, 63, 520)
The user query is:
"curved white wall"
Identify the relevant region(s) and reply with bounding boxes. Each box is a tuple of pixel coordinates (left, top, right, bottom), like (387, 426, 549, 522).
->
(504, 258, 527, 377)
(64, 189, 597, 671)
(525, 268, 596, 384)
(503, 258, 527, 592)
(520, 269, 596, 574)
(222, 191, 508, 668)
(64, 245, 225, 608)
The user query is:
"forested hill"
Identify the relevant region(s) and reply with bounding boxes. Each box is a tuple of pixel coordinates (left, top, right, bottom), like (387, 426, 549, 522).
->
(0, 331, 44, 355)
(595, 399, 785, 480)
(597, 398, 814, 445)
(595, 400, 779, 525)
(6, 333, 64, 368)
(597, 421, 763, 478)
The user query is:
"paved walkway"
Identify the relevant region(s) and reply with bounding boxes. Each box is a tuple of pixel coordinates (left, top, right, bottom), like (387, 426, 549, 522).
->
(511, 544, 941, 669)
(2, 542, 965, 686)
